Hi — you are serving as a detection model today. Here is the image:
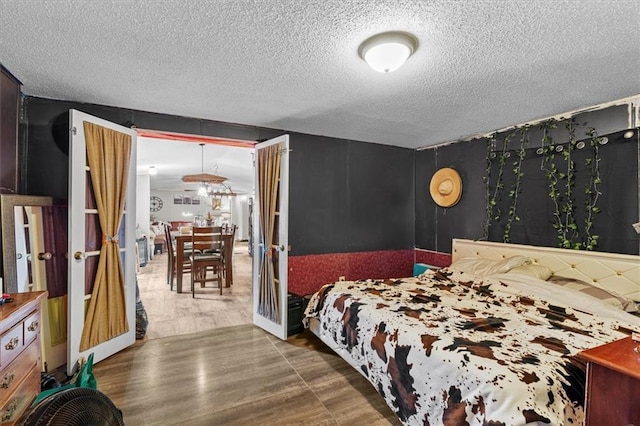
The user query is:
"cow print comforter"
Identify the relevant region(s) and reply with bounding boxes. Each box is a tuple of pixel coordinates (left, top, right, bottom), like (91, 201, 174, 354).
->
(303, 269, 637, 425)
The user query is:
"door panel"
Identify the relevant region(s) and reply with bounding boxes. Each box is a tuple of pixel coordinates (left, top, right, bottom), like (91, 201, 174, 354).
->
(67, 110, 137, 375)
(252, 135, 289, 339)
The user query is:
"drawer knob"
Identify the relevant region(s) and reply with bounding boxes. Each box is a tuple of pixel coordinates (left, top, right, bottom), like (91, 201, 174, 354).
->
(27, 321, 39, 332)
(4, 337, 19, 351)
(1, 371, 15, 388)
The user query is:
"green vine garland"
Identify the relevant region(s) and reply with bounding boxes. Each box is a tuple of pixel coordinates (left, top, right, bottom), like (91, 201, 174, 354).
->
(561, 118, 580, 249)
(540, 119, 568, 247)
(503, 127, 528, 243)
(583, 127, 602, 250)
(483, 117, 602, 251)
(482, 133, 498, 240)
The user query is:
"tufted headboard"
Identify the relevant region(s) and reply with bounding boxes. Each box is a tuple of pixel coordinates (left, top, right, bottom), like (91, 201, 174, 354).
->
(452, 239, 640, 301)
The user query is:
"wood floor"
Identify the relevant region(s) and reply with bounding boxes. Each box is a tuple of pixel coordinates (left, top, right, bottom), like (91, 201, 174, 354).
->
(136, 241, 253, 340)
(93, 326, 400, 425)
(92, 241, 401, 425)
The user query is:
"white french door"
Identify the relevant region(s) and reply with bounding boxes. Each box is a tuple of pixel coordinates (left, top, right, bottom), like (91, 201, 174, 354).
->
(67, 110, 137, 375)
(252, 134, 289, 339)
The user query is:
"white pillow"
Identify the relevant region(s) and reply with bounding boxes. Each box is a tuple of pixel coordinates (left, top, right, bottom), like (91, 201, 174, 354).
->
(548, 276, 639, 313)
(506, 264, 553, 280)
(449, 255, 531, 276)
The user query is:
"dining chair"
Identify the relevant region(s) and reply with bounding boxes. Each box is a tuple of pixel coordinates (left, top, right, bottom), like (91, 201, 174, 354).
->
(190, 226, 224, 297)
(165, 223, 174, 287)
(221, 224, 237, 284)
(166, 223, 194, 291)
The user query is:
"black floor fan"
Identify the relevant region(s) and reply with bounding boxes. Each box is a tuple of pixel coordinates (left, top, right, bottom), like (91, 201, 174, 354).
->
(19, 387, 124, 426)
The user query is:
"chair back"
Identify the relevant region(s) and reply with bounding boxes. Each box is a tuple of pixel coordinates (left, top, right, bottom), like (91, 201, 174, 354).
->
(230, 224, 237, 252)
(164, 224, 175, 261)
(191, 226, 222, 254)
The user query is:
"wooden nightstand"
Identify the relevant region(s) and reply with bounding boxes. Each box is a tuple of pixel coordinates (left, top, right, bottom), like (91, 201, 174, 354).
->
(579, 337, 640, 425)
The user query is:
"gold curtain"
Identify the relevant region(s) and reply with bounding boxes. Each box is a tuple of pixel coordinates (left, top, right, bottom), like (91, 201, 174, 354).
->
(79, 121, 131, 351)
(257, 144, 281, 322)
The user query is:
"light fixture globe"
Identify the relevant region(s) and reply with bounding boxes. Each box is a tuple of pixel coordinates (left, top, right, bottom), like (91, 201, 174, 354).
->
(358, 31, 418, 73)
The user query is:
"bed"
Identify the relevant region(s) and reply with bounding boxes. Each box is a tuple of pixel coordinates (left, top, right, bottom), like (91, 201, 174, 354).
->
(303, 239, 640, 425)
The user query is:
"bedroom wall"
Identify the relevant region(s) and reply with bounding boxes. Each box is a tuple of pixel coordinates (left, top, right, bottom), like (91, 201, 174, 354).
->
(414, 105, 640, 258)
(19, 96, 638, 298)
(20, 97, 416, 295)
(287, 133, 415, 295)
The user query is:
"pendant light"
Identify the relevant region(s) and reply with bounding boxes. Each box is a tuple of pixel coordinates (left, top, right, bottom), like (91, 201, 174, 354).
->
(197, 143, 208, 197)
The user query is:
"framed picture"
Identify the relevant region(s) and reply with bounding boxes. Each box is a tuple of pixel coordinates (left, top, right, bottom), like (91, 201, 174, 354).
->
(183, 196, 192, 205)
(173, 194, 183, 204)
(192, 198, 200, 205)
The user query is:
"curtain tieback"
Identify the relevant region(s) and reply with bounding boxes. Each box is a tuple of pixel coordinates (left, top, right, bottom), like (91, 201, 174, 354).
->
(102, 234, 119, 245)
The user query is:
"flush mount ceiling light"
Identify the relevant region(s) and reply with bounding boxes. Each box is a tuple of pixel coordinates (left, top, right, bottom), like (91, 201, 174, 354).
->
(148, 166, 157, 175)
(358, 31, 418, 73)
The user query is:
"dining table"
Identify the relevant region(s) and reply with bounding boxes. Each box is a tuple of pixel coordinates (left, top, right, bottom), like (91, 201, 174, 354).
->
(174, 233, 234, 293)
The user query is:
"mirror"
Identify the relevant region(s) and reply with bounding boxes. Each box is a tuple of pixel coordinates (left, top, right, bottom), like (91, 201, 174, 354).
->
(1, 194, 70, 371)
(1, 194, 53, 293)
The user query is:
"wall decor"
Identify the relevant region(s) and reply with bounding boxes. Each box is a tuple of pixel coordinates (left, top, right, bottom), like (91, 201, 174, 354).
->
(150, 195, 163, 212)
(503, 127, 528, 242)
(484, 117, 604, 250)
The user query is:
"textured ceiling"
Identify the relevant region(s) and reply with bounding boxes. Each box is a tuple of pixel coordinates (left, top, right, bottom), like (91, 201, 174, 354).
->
(0, 0, 639, 192)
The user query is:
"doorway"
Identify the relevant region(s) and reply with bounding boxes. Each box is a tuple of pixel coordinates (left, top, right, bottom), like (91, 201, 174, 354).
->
(135, 134, 255, 339)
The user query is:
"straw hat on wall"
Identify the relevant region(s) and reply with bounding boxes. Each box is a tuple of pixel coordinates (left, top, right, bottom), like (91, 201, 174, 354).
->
(429, 168, 462, 207)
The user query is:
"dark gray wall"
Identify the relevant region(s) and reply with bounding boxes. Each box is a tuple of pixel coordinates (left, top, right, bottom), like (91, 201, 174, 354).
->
(22, 97, 416, 256)
(22, 97, 282, 199)
(414, 141, 486, 254)
(415, 129, 640, 255)
(289, 135, 415, 255)
(22, 96, 639, 257)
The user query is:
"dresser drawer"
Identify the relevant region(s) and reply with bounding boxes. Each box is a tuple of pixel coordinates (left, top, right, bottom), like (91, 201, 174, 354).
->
(0, 340, 39, 406)
(23, 311, 40, 348)
(0, 365, 39, 425)
(0, 324, 23, 369)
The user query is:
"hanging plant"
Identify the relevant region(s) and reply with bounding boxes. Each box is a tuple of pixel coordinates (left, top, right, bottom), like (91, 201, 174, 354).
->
(539, 119, 568, 247)
(482, 116, 603, 250)
(583, 127, 602, 250)
(503, 127, 529, 243)
(482, 133, 498, 240)
(482, 132, 510, 240)
(560, 118, 580, 249)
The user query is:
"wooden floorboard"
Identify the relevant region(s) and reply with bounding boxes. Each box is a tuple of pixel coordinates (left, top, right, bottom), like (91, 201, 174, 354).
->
(91, 242, 400, 424)
(93, 326, 401, 425)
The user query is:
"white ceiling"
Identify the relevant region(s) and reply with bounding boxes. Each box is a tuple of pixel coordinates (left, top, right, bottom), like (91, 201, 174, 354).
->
(137, 136, 254, 193)
(1, 0, 639, 194)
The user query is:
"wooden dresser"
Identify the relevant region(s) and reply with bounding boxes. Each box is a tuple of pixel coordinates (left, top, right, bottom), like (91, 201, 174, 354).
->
(580, 337, 640, 425)
(0, 291, 47, 425)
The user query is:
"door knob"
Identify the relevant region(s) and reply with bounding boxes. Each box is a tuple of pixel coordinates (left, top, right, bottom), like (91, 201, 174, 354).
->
(16, 253, 22, 260)
(38, 252, 52, 261)
(73, 251, 86, 260)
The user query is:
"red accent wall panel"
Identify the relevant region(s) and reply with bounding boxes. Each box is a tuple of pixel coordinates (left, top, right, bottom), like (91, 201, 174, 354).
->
(288, 249, 414, 296)
(415, 248, 452, 268)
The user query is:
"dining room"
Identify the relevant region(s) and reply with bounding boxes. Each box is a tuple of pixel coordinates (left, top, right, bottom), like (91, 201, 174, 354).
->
(135, 225, 253, 341)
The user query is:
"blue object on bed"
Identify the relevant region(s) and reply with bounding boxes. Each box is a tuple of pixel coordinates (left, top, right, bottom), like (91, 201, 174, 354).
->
(413, 263, 436, 276)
